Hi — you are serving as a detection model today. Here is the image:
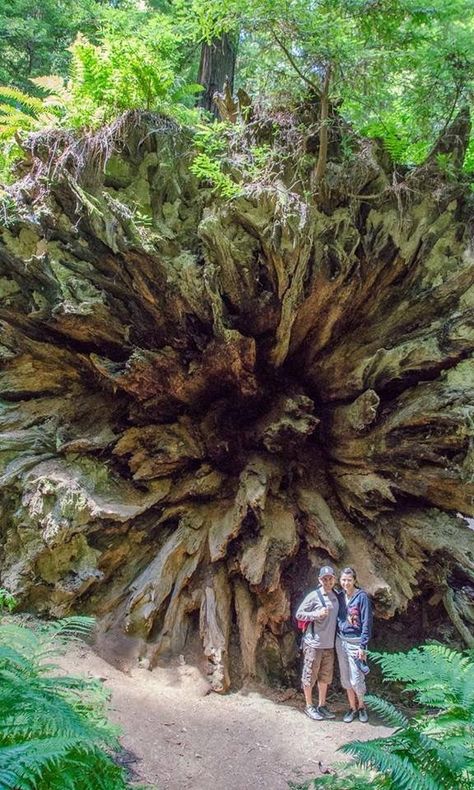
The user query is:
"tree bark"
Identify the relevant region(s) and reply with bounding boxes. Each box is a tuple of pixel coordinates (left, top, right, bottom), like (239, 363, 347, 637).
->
(0, 109, 472, 690)
(312, 64, 331, 190)
(197, 33, 237, 116)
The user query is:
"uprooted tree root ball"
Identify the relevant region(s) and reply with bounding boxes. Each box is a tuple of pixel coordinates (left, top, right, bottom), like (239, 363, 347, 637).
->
(0, 109, 473, 690)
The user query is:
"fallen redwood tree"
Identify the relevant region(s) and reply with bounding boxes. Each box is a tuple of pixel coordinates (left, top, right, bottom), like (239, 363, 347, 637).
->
(0, 107, 473, 690)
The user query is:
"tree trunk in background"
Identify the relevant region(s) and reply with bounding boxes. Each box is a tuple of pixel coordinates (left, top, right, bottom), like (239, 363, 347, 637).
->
(312, 64, 331, 192)
(197, 33, 237, 115)
(0, 109, 473, 691)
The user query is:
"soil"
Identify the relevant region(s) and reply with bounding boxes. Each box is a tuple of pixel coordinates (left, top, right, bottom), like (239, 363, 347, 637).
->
(58, 643, 393, 790)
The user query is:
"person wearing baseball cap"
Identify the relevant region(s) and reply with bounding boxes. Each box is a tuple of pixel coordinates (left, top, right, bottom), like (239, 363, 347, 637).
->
(295, 565, 341, 721)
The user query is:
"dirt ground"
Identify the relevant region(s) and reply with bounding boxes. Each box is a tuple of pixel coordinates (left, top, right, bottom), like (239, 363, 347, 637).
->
(58, 644, 392, 790)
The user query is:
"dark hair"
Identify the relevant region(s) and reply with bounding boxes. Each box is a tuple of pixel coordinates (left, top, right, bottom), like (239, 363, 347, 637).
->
(340, 567, 357, 581)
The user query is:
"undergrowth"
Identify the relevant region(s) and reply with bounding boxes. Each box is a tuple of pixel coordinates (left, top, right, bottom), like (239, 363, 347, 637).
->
(294, 643, 474, 790)
(0, 594, 134, 790)
(0, 17, 201, 183)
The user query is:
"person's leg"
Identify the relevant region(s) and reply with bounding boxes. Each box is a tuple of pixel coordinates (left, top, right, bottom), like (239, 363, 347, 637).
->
(316, 649, 335, 718)
(317, 681, 328, 707)
(346, 642, 368, 720)
(337, 638, 358, 721)
(336, 638, 355, 705)
(301, 645, 316, 705)
(301, 647, 324, 719)
(303, 684, 313, 706)
(346, 687, 358, 710)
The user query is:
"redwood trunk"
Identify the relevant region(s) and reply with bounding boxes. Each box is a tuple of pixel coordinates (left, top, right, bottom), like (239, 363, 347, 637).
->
(197, 34, 237, 115)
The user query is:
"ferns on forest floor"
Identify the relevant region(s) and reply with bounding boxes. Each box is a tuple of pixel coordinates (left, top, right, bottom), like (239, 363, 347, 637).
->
(0, 613, 131, 790)
(297, 643, 474, 790)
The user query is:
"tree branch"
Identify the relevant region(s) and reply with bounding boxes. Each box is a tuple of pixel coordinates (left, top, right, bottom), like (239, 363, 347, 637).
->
(270, 29, 321, 96)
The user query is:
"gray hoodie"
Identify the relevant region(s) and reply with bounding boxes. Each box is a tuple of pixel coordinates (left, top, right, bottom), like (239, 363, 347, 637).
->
(296, 587, 339, 649)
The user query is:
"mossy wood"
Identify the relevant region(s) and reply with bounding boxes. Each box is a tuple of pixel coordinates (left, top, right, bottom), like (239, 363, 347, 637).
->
(0, 110, 473, 690)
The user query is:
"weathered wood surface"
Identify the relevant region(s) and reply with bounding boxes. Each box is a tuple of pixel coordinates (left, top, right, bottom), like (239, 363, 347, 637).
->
(0, 111, 473, 687)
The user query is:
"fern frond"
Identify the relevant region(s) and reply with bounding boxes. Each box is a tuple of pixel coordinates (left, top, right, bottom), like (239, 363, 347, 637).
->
(333, 644, 474, 790)
(0, 736, 89, 789)
(342, 739, 440, 790)
(365, 694, 409, 728)
(0, 615, 126, 788)
(0, 86, 43, 115)
(2, 616, 97, 665)
(40, 615, 95, 642)
(30, 76, 65, 94)
(0, 104, 34, 120)
(372, 643, 474, 711)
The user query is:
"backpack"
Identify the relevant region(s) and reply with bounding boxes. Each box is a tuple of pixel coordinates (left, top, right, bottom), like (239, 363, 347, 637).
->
(296, 587, 326, 633)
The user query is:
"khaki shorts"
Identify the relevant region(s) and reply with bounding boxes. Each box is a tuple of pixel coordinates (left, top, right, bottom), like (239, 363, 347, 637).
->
(301, 646, 334, 688)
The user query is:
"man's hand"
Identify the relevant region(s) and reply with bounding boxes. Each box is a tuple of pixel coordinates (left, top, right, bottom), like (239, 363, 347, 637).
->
(358, 648, 367, 660)
(316, 607, 329, 620)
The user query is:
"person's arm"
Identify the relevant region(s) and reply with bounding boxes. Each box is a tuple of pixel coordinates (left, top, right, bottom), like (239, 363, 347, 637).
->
(358, 592, 373, 656)
(296, 592, 326, 622)
(335, 590, 346, 634)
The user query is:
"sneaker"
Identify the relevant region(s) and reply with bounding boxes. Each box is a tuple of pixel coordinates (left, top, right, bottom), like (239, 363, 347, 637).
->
(305, 705, 324, 720)
(343, 709, 357, 723)
(317, 705, 336, 720)
(358, 707, 369, 723)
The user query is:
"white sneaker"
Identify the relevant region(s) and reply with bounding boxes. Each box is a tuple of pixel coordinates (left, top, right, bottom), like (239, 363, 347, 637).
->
(305, 705, 324, 720)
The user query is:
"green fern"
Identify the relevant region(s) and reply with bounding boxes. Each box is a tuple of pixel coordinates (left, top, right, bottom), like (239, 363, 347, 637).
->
(0, 617, 128, 790)
(363, 695, 409, 729)
(0, 588, 16, 612)
(311, 644, 474, 790)
(343, 738, 442, 790)
(190, 152, 241, 198)
(0, 86, 44, 115)
(371, 643, 474, 710)
(0, 16, 203, 181)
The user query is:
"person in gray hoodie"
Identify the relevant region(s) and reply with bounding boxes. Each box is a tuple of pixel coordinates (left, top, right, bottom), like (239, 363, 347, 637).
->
(336, 566, 373, 723)
(295, 566, 341, 721)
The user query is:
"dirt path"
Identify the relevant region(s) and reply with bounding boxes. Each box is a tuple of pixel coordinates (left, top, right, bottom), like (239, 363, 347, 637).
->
(58, 644, 392, 790)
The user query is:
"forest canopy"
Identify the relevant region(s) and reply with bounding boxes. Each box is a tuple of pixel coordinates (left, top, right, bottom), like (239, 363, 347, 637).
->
(0, 0, 474, 181)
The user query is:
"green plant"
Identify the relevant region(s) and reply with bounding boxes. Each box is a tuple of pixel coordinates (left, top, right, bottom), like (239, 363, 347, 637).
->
(0, 616, 128, 789)
(190, 151, 241, 197)
(308, 644, 474, 790)
(192, 0, 474, 174)
(65, 26, 202, 128)
(464, 139, 474, 173)
(435, 153, 458, 181)
(190, 122, 279, 198)
(289, 763, 390, 789)
(0, 11, 204, 181)
(0, 82, 65, 182)
(0, 588, 16, 613)
(189, 121, 241, 197)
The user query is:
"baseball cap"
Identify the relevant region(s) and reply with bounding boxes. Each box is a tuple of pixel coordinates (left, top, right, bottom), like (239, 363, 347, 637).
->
(318, 565, 336, 578)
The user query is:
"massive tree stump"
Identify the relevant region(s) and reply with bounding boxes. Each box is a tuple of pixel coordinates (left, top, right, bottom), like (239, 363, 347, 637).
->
(0, 110, 473, 689)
